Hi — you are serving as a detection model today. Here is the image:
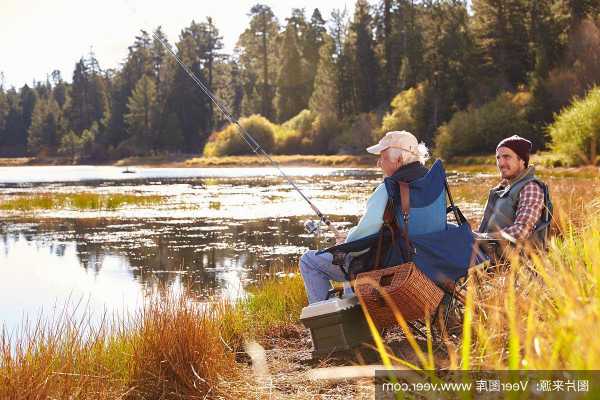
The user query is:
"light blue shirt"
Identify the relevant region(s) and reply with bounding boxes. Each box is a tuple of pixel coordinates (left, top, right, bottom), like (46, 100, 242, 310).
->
(345, 183, 388, 243)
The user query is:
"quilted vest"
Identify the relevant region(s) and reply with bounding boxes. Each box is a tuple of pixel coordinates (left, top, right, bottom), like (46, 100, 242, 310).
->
(478, 166, 548, 243)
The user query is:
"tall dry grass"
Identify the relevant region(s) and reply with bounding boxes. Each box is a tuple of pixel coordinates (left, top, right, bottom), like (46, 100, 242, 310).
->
(461, 206, 600, 370)
(0, 298, 238, 399)
(0, 307, 132, 399)
(127, 297, 238, 399)
(360, 193, 600, 372)
(0, 275, 307, 399)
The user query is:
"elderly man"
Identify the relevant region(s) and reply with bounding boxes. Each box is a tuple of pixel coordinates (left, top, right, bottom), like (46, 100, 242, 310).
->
(299, 131, 431, 304)
(476, 135, 550, 258)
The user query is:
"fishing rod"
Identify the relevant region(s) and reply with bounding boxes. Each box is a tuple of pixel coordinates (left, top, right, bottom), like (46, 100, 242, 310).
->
(153, 33, 342, 239)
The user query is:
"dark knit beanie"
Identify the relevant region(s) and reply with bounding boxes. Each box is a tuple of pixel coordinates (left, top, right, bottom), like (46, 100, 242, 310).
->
(497, 135, 532, 167)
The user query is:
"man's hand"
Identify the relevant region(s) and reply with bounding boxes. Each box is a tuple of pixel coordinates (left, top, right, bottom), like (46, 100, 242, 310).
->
(472, 231, 488, 240)
(335, 232, 347, 245)
(473, 231, 504, 241)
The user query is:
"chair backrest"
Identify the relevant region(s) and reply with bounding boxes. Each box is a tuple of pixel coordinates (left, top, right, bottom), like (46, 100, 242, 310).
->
(384, 159, 447, 236)
(532, 181, 553, 246)
(382, 160, 475, 284)
(319, 159, 475, 284)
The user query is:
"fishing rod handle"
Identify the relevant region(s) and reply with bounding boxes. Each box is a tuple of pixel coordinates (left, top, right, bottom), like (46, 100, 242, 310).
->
(322, 217, 344, 239)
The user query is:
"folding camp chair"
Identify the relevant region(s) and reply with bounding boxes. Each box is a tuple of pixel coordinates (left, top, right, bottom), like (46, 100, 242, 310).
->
(318, 160, 477, 344)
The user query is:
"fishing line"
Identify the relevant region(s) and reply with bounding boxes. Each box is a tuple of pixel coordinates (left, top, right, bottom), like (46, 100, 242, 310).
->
(152, 33, 341, 237)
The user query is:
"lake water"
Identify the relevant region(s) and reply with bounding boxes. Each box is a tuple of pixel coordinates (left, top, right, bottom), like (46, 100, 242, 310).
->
(0, 165, 490, 333)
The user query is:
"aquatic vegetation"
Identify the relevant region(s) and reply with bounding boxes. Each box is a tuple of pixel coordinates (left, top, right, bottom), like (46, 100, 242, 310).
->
(209, 200, 222, 210)
(0, 193, 164, 212)
(185, 154, 373, 167)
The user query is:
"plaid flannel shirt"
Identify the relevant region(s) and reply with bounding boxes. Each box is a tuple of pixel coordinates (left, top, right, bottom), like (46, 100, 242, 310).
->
(499, 180, 545, 241)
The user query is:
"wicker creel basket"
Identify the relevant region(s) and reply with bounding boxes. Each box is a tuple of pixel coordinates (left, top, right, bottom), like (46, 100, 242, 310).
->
(354, 262, 444, 329)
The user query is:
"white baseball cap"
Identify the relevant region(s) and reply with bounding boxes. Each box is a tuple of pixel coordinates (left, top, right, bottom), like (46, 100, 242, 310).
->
(366, 130, 419, 155)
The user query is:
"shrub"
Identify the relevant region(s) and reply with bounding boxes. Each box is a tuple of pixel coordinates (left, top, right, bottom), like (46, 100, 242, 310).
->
(203, 114, 275, 156)
(274, 110, 316, 154)
(434, 92, 531, 160)
(272, 124, 301, 154)
(311, 113, 343, 154)
(380, 83, 428, 140)
(548, 86, 600, 166)
(282, 109, 316, 134)
(58, 131, 83, 163)
(274, 109, 342, 154)
(333, 113, 376, 154)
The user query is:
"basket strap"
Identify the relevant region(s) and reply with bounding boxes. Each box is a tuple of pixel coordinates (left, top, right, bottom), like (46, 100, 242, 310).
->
(374, 227, 385, 268)
(398, 182, 415, 261)
(374, 199, 396, 268)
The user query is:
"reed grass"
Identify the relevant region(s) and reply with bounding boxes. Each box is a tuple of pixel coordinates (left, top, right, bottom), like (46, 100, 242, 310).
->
(461, 208, 600, 370)
(127, 296, 238, 399)
(360, 200, 600, 375)
(0, 274, 307, 399)
(0, 193, 164, 211)
(185, 154, 374, 167)
(0, 299, 238, 399)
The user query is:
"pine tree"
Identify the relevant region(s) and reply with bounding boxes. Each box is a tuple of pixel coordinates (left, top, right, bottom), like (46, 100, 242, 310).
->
(156, 112, 183, 151)
(347, 0, 381, 113)
(51, 70, 68, 109)
(303, 9, 327, 100)
(237, 4, 279, 119)
(0, 87, 7, 135)
(107, 30, 154, 149)
(68, 56, 109, 134)
(309, 36, 338, 116)
(211, 58, 244, 130)
(20, 85, 37, 137)
(0, 89, 26, 155)
(472, 0, 531, 90)
(125, 75, 158, 152)
(58, 130, 83, 163)
(27, 97, 61, 154)
(421, 0, 475, 142)
(169, 24, 211, 150)
(198, 18, 225, 131)
(329, 8, 356, 118)
(276, 20, 307, 122)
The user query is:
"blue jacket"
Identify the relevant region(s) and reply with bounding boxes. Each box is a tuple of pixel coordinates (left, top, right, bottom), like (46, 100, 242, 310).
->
(345, 161, 441, 243)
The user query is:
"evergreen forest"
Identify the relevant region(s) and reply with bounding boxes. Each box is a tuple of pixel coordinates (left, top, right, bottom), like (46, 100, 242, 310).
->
(1, 0, 600, 165)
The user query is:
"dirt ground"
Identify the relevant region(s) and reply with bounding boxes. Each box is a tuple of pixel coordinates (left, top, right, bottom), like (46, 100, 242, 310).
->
(225, 323, 458, 399)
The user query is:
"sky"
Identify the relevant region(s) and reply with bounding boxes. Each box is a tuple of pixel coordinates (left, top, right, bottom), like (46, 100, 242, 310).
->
(0, 0, 360, 89)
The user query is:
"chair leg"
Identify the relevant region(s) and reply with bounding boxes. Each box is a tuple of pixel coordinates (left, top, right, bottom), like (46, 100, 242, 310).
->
(435, 302, 457, 360)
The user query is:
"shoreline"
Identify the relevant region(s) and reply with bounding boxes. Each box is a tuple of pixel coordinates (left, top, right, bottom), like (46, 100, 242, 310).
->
(0, 154, 375, 168)
(1, 154, 598, 179)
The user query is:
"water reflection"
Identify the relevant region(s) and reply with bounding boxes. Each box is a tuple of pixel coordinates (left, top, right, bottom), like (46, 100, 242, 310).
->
(0, 216, 357, 333)
(0, 165, 492, 334)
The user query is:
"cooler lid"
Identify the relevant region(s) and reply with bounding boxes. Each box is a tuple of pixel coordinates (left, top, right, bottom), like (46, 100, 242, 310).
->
(300, 295, 360, 320)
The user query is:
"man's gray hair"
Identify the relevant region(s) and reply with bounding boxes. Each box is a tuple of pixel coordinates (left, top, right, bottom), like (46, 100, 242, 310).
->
(387, 143, 430, 165)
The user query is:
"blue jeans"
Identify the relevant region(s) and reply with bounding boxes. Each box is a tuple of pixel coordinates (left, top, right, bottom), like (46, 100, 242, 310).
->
(299, 250, 350, 304)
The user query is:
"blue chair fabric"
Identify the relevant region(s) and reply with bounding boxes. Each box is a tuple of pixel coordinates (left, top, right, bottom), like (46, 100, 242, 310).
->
(319, 160, 475, 285)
